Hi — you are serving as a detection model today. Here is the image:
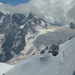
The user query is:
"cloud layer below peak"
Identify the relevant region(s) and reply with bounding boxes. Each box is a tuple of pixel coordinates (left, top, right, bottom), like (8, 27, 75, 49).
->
(0, 0, 75, 25)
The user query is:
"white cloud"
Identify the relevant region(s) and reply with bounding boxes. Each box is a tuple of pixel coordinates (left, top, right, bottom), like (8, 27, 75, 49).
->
(0, 0, 75, 25)
(67, 5, 75, 23)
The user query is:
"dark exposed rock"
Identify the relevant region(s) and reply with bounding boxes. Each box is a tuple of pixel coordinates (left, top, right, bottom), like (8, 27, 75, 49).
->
(40, 50, 45, 54)
(52, 51, 59, 56)
(3, 14, 12, 23)
(48, 44, 59, 55)
(73, 71, 75, 75)
(32, 53, 35, 55)
(12, 13, 26, 25)
(50, 44, 59, 51)
(28, 12, 33, 20)
(45, 47, 48, 50)
(70, 22, 75, 29)
(0, 12, 5, 19)
(2, 73, 5, 75)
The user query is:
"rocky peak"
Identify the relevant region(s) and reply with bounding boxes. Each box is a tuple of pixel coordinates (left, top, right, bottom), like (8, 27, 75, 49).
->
(0, 12, 5, 19)
(70, 22, 75, 29)
(28, 12, 33, 20)
(12, 13, 26, 25)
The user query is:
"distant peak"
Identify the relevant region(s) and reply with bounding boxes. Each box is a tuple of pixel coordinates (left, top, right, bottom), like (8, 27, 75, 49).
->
(28, 12, 33, 19)
(70, 22, 75, 29)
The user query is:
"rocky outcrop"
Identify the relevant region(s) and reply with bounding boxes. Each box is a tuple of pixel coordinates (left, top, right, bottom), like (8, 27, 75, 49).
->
(70, 22, 75, 29)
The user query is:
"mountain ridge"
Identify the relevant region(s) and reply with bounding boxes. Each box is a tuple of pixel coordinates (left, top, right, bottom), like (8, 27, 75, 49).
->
(0, 12, 75, 64)
(4, 36, 75, 75)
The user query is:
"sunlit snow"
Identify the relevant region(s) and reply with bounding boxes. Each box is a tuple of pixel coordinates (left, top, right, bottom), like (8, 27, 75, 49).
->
(3, 37, 75, 75)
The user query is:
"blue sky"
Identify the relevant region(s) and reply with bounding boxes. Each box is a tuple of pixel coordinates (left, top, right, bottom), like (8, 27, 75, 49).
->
(0, 0, 30, 6)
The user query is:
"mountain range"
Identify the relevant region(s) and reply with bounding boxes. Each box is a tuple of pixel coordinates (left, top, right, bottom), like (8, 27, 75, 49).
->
(0, 12, 75, 65)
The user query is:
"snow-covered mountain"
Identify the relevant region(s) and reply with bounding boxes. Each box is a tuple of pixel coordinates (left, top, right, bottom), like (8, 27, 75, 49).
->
(0, 11, 75, 65)
(0, 12, 49, 64)
(3, 36, 75, 75)
(0, 63, 14, 75)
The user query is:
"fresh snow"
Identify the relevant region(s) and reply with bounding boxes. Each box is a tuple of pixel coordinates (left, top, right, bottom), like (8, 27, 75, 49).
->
(5, 53, 63, 75)
(41, 20, 45, 26)
(5, 37, 75, 75)
(0, 16, 5, 25)
(20, 19, 33, 29)
(0, 63, 14, 75)
(20, 24, 25, 29)
(57, 38, 75, 75)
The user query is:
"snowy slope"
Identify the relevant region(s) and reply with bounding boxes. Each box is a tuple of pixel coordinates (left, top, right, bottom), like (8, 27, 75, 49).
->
(0, 63, 14, 75)
(57, 39, 75, 75)
(5, 53, 63, 75)
(5, 37, 75, 75)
